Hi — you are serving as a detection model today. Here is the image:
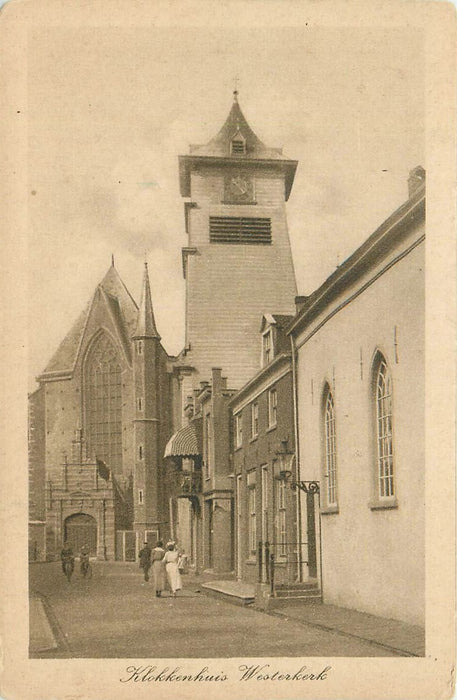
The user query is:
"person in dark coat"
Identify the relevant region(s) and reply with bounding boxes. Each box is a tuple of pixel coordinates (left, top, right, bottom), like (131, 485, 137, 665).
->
(60, 542, 75, 579)
(138, 541, 152, 582)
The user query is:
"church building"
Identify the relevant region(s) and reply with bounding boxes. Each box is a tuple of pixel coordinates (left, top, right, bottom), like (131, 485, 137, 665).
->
(29, 261, 175, 560)
(29, 92, 301, 569)
(288, 167, 425, 625)
(29, 91, 425, 629)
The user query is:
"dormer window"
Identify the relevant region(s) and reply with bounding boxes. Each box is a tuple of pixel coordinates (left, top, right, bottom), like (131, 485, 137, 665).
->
(231, 130, 246, 155)
(231, 139, 245, 155)
(262, 329, 273, 366)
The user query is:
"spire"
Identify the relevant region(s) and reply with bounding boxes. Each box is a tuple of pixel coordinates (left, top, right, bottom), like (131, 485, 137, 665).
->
(184, 94, 284, 161)
(111, 253, 115, 267)
(133, 262, 161, 340)
(179, 95, 298, 199)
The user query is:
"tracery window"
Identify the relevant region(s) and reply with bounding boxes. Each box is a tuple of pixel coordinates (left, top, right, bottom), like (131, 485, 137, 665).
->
(86, 334, 122, 473)
(375, 356, 395, 499)
(324, 389, 338, 507)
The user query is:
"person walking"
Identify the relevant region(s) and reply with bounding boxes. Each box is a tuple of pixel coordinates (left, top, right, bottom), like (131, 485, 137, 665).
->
(138, 541, 152, 582)
(60, 542, 75, 581)
(163, 541, 182, 597)
(151, 540, 165, 597)
(79, 544, 92, 578)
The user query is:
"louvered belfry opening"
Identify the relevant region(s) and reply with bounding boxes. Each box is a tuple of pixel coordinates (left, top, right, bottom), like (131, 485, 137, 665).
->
(231, 139, 245, 155)
(209, 216, 272, 244)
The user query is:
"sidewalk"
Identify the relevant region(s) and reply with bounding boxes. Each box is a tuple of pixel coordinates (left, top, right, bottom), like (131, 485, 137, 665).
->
(29, 596, 58, 654)
(199, 578, 424, 657)
(269, 599, 425, 657)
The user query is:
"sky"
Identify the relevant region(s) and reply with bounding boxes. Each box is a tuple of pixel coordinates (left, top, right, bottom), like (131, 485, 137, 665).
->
(27, 25, 424, 390)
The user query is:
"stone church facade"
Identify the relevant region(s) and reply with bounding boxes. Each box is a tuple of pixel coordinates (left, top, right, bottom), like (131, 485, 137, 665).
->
(29, 261, 176, 560)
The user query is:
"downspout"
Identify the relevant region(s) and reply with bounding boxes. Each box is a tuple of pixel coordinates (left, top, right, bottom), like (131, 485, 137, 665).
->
(290, 332, 303, 583)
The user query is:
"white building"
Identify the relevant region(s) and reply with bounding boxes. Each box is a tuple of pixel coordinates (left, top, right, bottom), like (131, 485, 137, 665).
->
(289, 167, 425, 626)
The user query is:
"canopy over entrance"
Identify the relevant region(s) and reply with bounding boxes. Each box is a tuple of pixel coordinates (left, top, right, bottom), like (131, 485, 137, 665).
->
(164, 422, 201, 458)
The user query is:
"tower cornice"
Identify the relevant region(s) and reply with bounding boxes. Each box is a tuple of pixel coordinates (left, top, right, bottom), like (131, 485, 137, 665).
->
(178, 155, 298, 201)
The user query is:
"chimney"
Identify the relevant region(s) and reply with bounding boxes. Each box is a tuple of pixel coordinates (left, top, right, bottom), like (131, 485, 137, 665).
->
(295, 295, 308, 313)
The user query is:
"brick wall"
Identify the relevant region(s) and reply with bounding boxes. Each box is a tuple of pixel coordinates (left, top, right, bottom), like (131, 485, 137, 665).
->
(184, 163, 297, 390)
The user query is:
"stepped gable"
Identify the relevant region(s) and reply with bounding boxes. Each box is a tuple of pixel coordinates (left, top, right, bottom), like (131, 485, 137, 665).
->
(39, 261, 138, 379)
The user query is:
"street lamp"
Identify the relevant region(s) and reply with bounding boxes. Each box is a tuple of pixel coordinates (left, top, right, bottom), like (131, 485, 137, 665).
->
(274, 438, 294, 480)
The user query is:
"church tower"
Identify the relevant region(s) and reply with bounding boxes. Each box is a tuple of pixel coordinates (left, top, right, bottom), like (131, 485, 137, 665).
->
(131, 263, 164, 543)
(179, 92, 298, 390)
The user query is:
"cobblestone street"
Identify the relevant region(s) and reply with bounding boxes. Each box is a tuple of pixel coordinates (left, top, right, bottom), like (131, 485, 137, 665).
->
(29, 563, 421, 659)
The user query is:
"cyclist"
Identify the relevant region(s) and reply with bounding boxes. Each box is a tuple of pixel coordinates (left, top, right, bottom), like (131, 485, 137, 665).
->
(60, 541, 75, 581)
(80, 544, 91, 578)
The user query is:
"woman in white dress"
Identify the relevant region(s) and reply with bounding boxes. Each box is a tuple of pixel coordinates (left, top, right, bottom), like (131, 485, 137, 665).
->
(151, 540, 165, 597)
(163, 542, 182, 596)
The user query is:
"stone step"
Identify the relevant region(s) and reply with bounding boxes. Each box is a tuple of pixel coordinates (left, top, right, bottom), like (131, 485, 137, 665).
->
(201, 581, 255, 606)
(275, 588, 321, 599)
(273, 593, 323, 604)
(275, 582, 319, 591)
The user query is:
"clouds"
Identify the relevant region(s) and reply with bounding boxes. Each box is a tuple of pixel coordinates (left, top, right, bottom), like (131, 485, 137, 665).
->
(27, 25, 424, 389)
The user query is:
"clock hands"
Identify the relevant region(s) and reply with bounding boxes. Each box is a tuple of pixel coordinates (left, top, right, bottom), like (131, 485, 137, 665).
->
(231, 176, 248, 195)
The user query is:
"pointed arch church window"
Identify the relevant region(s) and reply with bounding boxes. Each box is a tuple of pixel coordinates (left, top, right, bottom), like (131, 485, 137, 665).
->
(374, 355, 395, 499)
(324, 388, 338, 508)
(85, 334, 122, 473)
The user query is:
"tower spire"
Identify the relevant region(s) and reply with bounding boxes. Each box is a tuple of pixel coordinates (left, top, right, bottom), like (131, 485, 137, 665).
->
(233, 75, 239, 102)
(133, 262, 161, 339)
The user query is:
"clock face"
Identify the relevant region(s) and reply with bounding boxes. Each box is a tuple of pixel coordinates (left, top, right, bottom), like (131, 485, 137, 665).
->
(224, 172, 254, 203)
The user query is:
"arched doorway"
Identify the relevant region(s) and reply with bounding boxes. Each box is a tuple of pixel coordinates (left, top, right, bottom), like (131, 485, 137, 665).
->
(64, 513, 97, 555)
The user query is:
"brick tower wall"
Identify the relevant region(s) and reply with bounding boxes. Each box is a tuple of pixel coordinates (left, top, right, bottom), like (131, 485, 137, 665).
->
(185, 165, 297, 389)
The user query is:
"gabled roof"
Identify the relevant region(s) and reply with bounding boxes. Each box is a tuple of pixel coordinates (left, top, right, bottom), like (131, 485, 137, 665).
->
(260, 313, 295, 333)
(179, 94, 298, 200)
(38, 262, 139, 381)
(288, 174, 426, 337)
(97, 263, 138, 337)
(133, 262, 161, 339)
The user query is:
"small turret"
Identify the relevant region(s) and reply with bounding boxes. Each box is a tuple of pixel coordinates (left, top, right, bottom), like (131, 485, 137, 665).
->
(132, 262, 161, 340)
(131, 262, 162, 543)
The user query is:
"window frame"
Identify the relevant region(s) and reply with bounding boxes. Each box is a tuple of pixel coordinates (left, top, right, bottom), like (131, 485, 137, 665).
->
(85, 332, 123, 473)
(262, 329, 273, 366)
(370, 353, 398, 510)
(268, 388, 277, 428)
(234, 412, 243, 449)
(324, 387, 338, 510)
(251, 402, 259, 439)
(275, 477, 287, 559)
(247, 470, 257, 558)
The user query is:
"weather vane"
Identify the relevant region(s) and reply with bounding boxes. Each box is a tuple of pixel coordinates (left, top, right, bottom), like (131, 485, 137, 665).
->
(233, 75, 240, 99)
